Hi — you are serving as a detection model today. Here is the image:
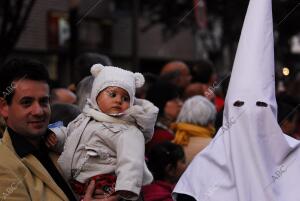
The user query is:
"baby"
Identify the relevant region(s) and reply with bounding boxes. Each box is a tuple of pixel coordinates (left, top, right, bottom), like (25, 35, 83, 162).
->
(49, 64, 158, 200)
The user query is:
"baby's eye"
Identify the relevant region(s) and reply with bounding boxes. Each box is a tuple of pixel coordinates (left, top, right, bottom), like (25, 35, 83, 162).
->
(107, 91, 116, 98)
(122, 96, 130, 102)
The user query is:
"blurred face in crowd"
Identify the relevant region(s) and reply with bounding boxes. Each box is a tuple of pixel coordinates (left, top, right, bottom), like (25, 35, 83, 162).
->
(281, 115, 298, 136)
(51, 88, 77, 104)
(0, 79, 50, 138)
(97, 86, 130, 115)
(178, 66, 192, 89)
(161, 61, 192, 90)
(174, 158, 187, 181)
(164, 98, 183, 122)
(184, 83, 207, 100)
(167, 157, 187, 184)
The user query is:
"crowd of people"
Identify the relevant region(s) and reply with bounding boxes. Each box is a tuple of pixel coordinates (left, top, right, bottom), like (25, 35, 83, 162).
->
(1, 0, 299, 200)
(0, 50, 299, 201)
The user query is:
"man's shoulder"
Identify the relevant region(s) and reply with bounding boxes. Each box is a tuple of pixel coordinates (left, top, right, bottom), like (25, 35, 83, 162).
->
(0, 137, 11, 154)
(0, 139, 16, 156)
(0, 145, 19, 173)
(0, 135, 23, 169)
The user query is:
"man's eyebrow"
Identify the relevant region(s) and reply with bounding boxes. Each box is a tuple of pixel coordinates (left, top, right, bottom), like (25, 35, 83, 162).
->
(19, 96, 50, 101)
(19, 96, 34, 101)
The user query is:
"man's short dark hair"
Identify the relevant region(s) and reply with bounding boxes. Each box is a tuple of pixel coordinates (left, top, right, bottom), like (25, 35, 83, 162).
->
(0, 58, 50, 104)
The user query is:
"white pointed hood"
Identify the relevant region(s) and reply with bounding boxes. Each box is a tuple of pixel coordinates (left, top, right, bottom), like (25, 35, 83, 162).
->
(173, 0, 300, 200)
(224, 0, 277, 116)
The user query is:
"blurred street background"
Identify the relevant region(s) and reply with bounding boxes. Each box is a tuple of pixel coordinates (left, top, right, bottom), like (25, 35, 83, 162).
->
(0, 0, 300, 89)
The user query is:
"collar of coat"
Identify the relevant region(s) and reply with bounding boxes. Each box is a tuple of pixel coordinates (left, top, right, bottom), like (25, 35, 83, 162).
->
(7, 126, 51, 158)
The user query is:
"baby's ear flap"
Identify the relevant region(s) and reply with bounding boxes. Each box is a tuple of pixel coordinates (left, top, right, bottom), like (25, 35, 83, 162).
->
(134, 73, 145, 88)
(90, 64, 105, 77)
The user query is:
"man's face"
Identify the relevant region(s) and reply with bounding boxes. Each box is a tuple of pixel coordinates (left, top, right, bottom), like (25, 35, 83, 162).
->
(0, 79, 50, 138)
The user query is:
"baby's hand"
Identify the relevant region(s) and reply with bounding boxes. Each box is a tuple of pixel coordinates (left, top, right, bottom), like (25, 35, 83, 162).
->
(45, 132, 58, 149)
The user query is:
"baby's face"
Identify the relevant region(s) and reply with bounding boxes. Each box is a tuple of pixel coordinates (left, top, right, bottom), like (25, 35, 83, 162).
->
(96, 86, 130, 115)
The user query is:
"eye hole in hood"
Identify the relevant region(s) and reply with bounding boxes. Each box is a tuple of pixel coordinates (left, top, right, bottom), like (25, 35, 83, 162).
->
(256, 101, 268, 107)
(233, 100, 244, 107)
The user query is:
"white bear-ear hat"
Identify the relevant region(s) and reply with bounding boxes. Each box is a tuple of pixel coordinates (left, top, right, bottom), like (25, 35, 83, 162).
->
(90, 64, 145, 108)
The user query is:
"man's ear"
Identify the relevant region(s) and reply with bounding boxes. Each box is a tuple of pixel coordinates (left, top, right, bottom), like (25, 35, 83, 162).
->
(0, 97, 9, 118)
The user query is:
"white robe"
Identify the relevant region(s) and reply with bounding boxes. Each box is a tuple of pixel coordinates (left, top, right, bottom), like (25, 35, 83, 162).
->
(173, 104, 300, 200)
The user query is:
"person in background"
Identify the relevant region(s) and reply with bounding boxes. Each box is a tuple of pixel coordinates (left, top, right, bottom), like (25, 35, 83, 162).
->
(190, 59, 224, 112)
(183, 82, 207, 100)
(142, 141, 187, 201)
(277, 100, 299, 139)
(50, 103, 81, 126)
(135, 73, 158, 99)
(70, 52, 112, 92)
(191, 59, 217, 87)
(277, 80, 300, 140)
(76, 75, 94, 111)
(51, 88, 77, 104)
(160, 61, 192, 94)
(172, 95, 216, 164)
(74, 54, 112, 111)
(145, 80, 183, 155)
